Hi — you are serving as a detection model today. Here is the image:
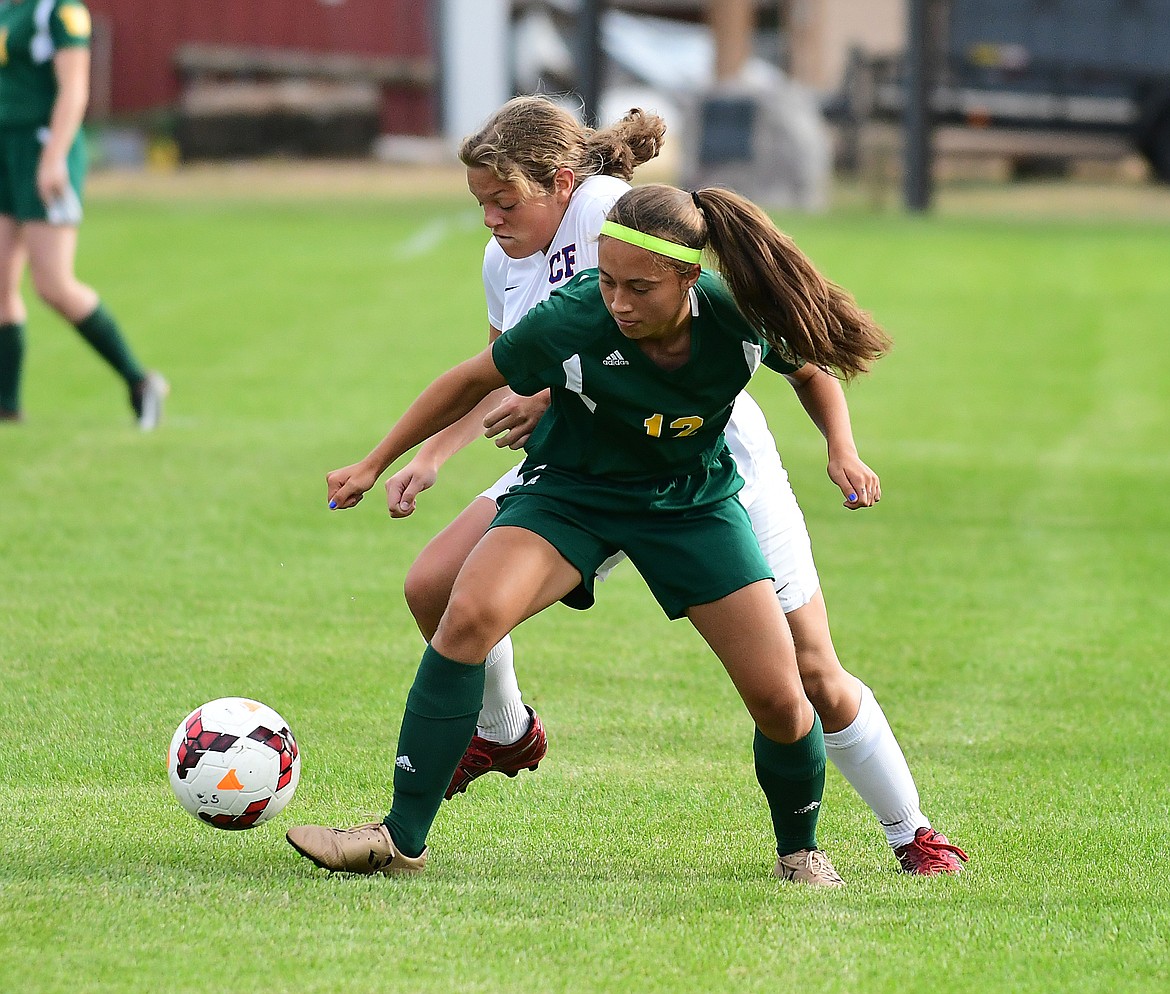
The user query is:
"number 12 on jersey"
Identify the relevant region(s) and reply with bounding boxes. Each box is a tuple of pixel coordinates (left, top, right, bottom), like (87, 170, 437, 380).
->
(644, 414, 704, 438)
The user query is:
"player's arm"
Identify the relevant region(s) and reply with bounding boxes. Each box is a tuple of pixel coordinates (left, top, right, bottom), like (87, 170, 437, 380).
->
(418, 323, 513, 460)
(482, 382, 551, 450)
(383, 324, 513, 511)
(784, 363, 881, 509)
(327, 347, 507, 511)
(39, 46, 89, 205)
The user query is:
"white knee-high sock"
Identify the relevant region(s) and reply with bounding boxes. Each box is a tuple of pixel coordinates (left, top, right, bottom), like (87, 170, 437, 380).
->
(823, 682, 930, 848)
(475, 635, 530, 744)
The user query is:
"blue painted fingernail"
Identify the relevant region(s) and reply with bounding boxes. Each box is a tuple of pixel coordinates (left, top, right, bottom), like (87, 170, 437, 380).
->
(848, 493, 857, 501)
(329, 500, 337, 509)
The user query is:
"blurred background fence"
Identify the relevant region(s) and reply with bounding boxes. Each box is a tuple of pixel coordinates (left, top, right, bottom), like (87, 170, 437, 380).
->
(82, 1, 1170, 210)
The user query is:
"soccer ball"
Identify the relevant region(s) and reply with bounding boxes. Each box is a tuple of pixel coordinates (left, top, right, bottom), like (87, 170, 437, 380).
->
(168, 697, 300, 830)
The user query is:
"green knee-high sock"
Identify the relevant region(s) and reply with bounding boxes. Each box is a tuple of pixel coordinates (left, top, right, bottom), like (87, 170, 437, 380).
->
(0, 322, 24, 412)
(383, 645, 485, 858)
(73, 303, 145, 386)
(754, 715, 826, 856)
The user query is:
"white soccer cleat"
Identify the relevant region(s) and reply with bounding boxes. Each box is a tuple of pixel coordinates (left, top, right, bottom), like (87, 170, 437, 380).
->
(134, 371, 170, 431)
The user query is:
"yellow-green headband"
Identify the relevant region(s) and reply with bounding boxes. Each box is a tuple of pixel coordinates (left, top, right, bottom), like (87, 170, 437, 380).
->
(600, 221, 703, 264)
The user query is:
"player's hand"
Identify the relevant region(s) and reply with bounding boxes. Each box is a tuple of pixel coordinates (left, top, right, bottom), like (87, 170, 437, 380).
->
(828, 453, 881, 510)
(384, 459, 439, 518)
(36, 154, 69, 206)
(483, 390, 550, 450)
(326, 461, 379, 510)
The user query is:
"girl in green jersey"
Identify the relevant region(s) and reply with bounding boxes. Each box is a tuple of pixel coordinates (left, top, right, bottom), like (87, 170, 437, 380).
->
(288, 184, 889, 887)
(0, 0, 166, 427)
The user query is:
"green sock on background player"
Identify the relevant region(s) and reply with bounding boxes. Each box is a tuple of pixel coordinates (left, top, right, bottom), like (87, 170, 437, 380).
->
(0, 322, 24, 413)
(753, 715, 827, 855)
(74, 303, 144, 386)
(383, 645, 485, 857)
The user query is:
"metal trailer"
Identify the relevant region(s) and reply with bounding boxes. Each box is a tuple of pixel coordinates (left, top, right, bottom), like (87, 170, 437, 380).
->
(836, 0, 1170, 181)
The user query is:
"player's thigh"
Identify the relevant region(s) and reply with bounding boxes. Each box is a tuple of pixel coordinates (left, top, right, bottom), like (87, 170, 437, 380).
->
(434, 525, 582, 661)
(24, 222, 97, 323)
(407, 462, 525, 600)
(404, 495, 499, 626)
(0, 216, 27, 312)
(786, 590, 842, 681)
(23, 221, 81, 292)
(490, 489, 620, 611)
(687, 581, 811, 742)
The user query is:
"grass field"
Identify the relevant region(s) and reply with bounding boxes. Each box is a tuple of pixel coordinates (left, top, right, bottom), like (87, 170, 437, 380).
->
(1, 172, 1169, 994)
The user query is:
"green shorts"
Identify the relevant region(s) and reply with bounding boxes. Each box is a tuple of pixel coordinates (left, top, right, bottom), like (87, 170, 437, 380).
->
(0, 125, 86, 224)
(489, 489, 773, 620)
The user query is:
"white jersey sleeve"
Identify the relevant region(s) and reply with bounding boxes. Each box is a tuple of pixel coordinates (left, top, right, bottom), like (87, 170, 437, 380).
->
(482, 239, 510, 330)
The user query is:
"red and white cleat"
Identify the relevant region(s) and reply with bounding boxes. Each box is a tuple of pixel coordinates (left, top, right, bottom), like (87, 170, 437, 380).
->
(445, 706, 547, 799)
(894, 827, 969, 875)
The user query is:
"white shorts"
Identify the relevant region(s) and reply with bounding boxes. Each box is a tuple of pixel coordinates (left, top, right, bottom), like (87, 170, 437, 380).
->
(724, 392, 820, 613)
(478, 391, 820, 613)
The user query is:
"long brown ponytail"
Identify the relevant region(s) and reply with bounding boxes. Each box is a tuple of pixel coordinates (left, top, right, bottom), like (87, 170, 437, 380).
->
(605, 185, 890, 379)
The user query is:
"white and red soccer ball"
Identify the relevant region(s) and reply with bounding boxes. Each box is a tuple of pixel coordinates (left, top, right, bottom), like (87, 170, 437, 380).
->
(168, 697, 300, 830)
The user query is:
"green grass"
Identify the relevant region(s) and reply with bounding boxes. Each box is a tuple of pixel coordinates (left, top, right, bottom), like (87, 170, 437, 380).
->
(2, 183, 1169, 994)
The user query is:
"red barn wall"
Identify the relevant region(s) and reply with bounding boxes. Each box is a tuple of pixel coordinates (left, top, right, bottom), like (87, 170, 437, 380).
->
(85, 0, 436, 134)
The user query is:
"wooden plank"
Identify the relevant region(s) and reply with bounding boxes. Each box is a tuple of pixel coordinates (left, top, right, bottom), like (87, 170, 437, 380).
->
(511, 0, 775, 18)
(932, 125, 1133, 160)
(174, 43, 435, 89)
(855, 121, 1134, 161)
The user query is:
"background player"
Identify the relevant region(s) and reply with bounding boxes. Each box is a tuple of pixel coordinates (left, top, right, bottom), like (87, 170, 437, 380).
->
(0, 0, 166, 427)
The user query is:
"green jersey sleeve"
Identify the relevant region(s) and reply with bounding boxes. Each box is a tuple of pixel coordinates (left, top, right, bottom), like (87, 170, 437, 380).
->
(52, 2, 92, 49)
(762, 349, 801, 375)
(693, 271, 801, 376)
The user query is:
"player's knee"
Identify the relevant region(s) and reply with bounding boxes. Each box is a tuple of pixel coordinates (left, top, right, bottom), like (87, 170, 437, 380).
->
(794, 650, 861, 729)
(435, 587, 507, 660)
(403, 560, 450, 636)
(750, 692, 814, 744)
(30, 273, 77, 316)
(796, 661, 837, 714)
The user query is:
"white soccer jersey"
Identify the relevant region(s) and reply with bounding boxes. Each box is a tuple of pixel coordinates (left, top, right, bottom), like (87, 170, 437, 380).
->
(482, 173, 630, 332)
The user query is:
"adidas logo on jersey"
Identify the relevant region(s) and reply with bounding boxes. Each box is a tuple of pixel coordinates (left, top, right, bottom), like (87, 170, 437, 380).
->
(602, 350, 629, 366)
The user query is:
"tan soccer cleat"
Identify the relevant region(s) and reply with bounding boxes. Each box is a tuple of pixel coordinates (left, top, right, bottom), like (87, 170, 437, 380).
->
(774, 848, 846, 888)
(286, 822, 427, 875)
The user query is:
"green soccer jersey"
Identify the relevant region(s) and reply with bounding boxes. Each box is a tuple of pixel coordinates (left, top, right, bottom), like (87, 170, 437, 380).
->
(0, 0, 91, 128)
(491, 268, 797, 510)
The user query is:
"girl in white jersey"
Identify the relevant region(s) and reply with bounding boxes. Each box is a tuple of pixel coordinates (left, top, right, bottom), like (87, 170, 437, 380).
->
(384, 97, 966, 876)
